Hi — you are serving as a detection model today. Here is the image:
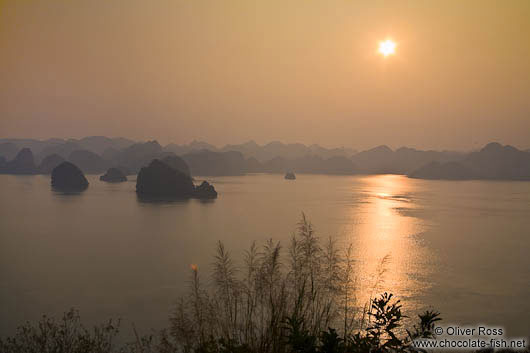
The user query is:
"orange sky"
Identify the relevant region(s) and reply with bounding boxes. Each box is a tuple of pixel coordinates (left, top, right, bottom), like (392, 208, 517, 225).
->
(1, 0, 529, 150)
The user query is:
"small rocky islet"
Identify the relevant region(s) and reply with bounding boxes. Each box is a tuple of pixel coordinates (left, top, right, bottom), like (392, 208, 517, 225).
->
(284, 171, 296, 180)
(194, 180, 218, 199)
(100, 168, 127, 182)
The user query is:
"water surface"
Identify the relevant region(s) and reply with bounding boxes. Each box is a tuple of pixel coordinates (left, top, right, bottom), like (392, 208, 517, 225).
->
(1, 174, 529, 337)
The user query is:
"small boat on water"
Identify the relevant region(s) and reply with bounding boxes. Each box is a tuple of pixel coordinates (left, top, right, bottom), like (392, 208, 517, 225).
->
(284, 172, 296, 180)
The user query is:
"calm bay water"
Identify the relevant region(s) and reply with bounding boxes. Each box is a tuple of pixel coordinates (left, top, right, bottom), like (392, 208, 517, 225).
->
(1, 173, 529, 337)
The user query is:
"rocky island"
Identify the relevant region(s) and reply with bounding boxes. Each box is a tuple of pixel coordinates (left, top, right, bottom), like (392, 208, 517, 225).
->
(136, 159, 217, 199)
(100, 168, 127, 182)
(284, 171, 296, 180)
(51, 161, 89, 191)
(194, 181, 218, 199)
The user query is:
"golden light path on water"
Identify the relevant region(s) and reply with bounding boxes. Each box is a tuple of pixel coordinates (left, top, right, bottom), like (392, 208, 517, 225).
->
(338, 175, 432, 318)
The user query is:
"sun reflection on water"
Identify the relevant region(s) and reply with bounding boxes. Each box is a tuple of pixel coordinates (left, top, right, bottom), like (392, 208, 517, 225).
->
(340, 175, 431, 319)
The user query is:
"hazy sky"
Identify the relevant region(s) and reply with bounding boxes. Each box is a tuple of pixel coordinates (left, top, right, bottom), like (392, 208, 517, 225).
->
(1, 0, 529, 150)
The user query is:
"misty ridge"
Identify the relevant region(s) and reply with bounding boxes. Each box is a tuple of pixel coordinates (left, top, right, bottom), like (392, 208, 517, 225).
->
(0, 136, 529, 180)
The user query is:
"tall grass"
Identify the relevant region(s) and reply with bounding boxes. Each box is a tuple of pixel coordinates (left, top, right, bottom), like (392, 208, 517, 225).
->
(160, 214, 438, 353)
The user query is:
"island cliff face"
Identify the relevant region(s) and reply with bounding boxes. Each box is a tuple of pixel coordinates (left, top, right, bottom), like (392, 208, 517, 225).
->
(136, 159, 217, 199)
(51, 162, 89, 191)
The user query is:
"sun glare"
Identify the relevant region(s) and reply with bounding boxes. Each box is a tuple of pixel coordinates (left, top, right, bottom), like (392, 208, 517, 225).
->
(378, 39, 396, 57)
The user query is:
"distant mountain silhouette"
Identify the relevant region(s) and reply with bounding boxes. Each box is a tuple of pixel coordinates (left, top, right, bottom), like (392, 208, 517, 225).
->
(116, 166, 134, 176)
(0, 142, 20, 160)
(0, 148, 38, 174)
(0, 137, 463, 176)
(177, 149, 358, 176)
(68, 150, 109, 174)
(100, 168, 127, 182)
(220, 140, 260, 157)
(351, 145, 463, 174)
(51, 161, 89, 191)
(164, 140, 218, 155)
(0, 139, 53, 156)
(38, 141, 84, 161)
(182, 150, 247, 176)
(258, 156, 285, 173)
(161, 155, 191, 176)
(76, 136, 135, 155)
(408, 161, 477, 180)
(302, 155, 356, 174)
(101, 147, 120, 161)
(465, 143, 530, 179)
(218, 140, 356, 162)
(0, 137, 135, 163)
(111, 140, 164, 173)
(260, 155, 357, 174)
(308, 144, 356, 159)
(351, 145, 401, 174)
(245, 157, 262, 172)
(163, 140, 356, 162)
(2, 137, 529, 179)
(409, 143, 530, 180)
(38, 154, 65, 174)
(136, 159, 217, 199)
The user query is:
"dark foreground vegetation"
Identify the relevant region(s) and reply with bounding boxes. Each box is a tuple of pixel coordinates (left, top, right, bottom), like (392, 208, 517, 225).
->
(1, 216, 526, 353)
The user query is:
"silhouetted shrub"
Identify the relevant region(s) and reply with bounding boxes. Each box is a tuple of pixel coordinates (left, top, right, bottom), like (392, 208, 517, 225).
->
(0, 309, 119, 353)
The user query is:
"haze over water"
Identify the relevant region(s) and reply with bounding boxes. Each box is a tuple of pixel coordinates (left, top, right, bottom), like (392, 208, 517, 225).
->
(1, 173, 529, 338)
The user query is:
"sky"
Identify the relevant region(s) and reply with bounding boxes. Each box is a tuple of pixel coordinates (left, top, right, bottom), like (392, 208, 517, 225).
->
(1, 0, 529, 150)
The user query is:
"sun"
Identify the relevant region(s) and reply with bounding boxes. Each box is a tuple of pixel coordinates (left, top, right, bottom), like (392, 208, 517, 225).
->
(378, 39, 396, 57)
